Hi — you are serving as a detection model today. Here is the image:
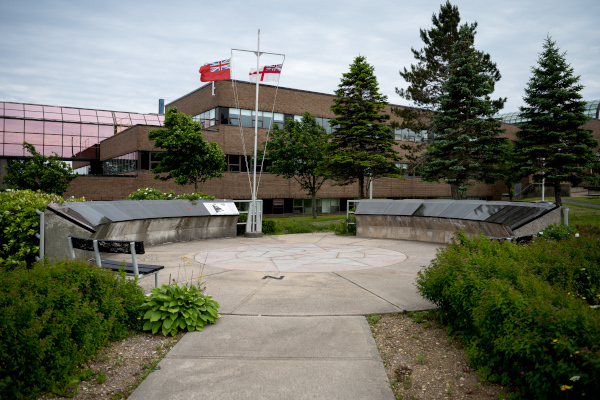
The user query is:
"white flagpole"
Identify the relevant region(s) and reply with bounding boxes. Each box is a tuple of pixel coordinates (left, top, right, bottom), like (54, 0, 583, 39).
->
(249, 29, 261, 235)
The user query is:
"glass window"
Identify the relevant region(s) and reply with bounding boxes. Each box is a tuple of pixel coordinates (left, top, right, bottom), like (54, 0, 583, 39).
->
(99, 125, 113, 137)
(44, 135, 62, 145)
(43, 106, 61, 113)
(44, 112, 62, 120)
(5, 109, 24, 118)
(241, 109, 252, 127)
(5, 103, 23, 110)
(45, 146, 63, 157)
(45, 121, 62, 134)
(274, 113, 284, 124)
(63, 123, 80, 136)
(24, 111, 44, 119)
(4, 144, 24, 156)
(80, 109, 97, 116)
(98, 116, 114, 124)
(144, 115, 159, 124)
(63, 136, 80, 147)
(80, 115, 98, 123)
(5, 132, 24, 143)
(25, 133, 44, 145)
(25, 120, 43, 133)
(81, 124, 98, 136)
(62, 107, 79, 115)
(5, 119, 24, 132)
(24, 104, 43, 112)
(62, 114, 81, 122)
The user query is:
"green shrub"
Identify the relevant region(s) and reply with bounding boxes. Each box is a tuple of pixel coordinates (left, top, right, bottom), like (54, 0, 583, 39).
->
(125, 188, 214, 201)
(0, 189, 84, 270)
(0, 260, 145, 399)
(416, 230, 600, 398)
(334, 217, 356, 235)
(139, 282, 220, 336)
(537, 223, 578, 240)
(262, 219, 277, 234)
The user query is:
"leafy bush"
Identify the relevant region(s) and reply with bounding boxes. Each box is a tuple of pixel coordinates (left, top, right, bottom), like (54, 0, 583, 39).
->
(538, 223, 578, 240)
(236, 214, 278, 235)
(0, 189, 85, 270)
(334, 217, 357, 235)
(139, 282, 220, 336)
(125, 188, 214, 201)
(417, 231, 600, 398)
(0, 260, 145, 399)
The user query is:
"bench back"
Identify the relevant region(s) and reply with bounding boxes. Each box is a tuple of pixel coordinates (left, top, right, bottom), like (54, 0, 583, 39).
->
(69, 236, 145, 255)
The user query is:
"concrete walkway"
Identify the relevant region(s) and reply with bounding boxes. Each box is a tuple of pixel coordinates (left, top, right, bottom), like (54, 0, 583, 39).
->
(126, 233, 443, 400)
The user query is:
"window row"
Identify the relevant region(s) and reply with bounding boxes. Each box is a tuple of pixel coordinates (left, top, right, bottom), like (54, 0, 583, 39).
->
(0, 118, 116, 136)
(102, 152, 138, 175)
(0, 102, 164, 125)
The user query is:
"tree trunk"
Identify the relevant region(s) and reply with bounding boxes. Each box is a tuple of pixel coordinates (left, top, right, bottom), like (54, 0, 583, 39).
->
(554, 181, 562, 207)
(358, 176, 365, 199)
(311, 194, 317, 219)
(450, 184, 460, 200)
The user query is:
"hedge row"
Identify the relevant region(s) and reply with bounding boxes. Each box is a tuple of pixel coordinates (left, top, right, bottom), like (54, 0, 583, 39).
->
(0, 260, 145, 399)
(417, 228, 600, 399)
(0, 189, 84, 270)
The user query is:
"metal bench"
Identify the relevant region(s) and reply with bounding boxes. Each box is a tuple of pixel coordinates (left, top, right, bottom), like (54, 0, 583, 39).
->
(68, 236, 164, 288)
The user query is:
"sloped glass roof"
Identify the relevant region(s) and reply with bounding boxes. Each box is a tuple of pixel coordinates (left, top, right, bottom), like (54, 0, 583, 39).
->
(497, 99, 600, 124)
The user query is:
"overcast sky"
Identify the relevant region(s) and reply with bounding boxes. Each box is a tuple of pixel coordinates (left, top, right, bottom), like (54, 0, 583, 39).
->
(0, 0, 598, 115)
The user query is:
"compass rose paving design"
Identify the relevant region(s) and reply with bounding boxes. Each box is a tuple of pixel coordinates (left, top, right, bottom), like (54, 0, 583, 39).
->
(194, 243, 407, 272)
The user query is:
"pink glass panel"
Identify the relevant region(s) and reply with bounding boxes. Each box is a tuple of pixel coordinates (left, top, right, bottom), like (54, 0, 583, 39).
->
(25, 120, 44, 133)
(5, 103, 23, 110)
(144, 115, 159, 123)
(80, 109, 96, 116)
(44, 135, 62, 145)
(62, 107, 79, 115)
(45, 121, 62, 134)
(80, 115, 98, 123)
(81, 124, 98, 135)
(62, 123, 80, 136)
(5, 144, 24, 156)
(81, 136, 100, 146)
(0, 118, 4, 130)
(24, 104, 43, 111)
(97, 110, 112, 117)
(5, 132, 25, 143)
(64, 135, 80, 147)
(25, 111, 44, 119)
(114, 112, 129, 119)
(44, 106, 61, 113)
(62, 114, 81, 122)
(25, 133, 45, 145)
(44, 146, 63, 157)
(0, 108, 4, 117)
(44, 112, 62, 120)
(5, 109, 24, 118)
(5, 119, 24, 132)
(99, 125, 113, 137)
(116, 126, 127, 133)
(98, 117, 114, 124)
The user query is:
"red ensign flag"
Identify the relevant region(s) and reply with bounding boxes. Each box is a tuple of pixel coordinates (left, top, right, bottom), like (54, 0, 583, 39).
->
(199, 59, 231, 82)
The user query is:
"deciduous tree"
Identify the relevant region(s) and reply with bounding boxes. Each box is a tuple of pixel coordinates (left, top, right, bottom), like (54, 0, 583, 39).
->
(262, 112, 329, 218)
(421, 25, 509, 199)
(514, 36, 598, 207)
(324, 55, 402, 199)
(148, 107, 226, 192)
(2, 142, 77, 195)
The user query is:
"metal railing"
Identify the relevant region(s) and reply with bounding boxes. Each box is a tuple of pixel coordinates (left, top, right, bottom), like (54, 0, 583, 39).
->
(346, 199, 361, 228)
(234, 199, 263, 231)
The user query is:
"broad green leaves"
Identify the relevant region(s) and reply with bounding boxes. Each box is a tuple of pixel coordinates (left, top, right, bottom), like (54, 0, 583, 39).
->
(139, 282, 220, 336)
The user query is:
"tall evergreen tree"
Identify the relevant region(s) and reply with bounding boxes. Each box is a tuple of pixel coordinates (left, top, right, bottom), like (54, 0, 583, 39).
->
(324, 55, 402, 199)
(393, 1, 500, 171)
(421, 24, 509, 199)
(514, 36, 598, 207)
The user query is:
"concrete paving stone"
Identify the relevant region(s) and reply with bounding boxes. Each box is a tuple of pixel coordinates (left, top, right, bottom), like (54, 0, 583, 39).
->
(129, 358, 394, 400)
(168, 315, 379, 359)
(335, 268, 436, 312)
(231, 272, 401, 315)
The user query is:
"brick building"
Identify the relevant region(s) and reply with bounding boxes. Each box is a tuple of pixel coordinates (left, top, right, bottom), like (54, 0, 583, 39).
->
(1, 82, 598, 214)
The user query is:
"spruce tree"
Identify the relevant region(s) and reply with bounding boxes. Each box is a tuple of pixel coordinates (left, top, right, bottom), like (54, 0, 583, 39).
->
(393, 1, 499, 171)
(421, 24, 509, 199)
(324, 55, 401, 199)
(514, 36, 598, 207)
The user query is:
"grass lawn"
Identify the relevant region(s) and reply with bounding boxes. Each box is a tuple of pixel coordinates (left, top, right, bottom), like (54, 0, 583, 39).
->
(563, 196, 600, 206)
(265, 213, 345, 234)
(567, 204, 600, 228)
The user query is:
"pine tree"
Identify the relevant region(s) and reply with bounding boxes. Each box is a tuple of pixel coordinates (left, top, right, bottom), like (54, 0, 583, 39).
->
(421, 24, 509, 199)
(324, 55, 401, 199)
(514, 36, 598, 207)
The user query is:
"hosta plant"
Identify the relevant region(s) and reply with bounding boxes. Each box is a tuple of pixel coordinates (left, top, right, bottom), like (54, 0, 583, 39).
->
(139, 283, 220, 336)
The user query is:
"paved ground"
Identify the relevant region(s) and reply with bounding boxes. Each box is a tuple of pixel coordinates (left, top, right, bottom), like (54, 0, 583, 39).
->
(125, 233, 443, 400)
